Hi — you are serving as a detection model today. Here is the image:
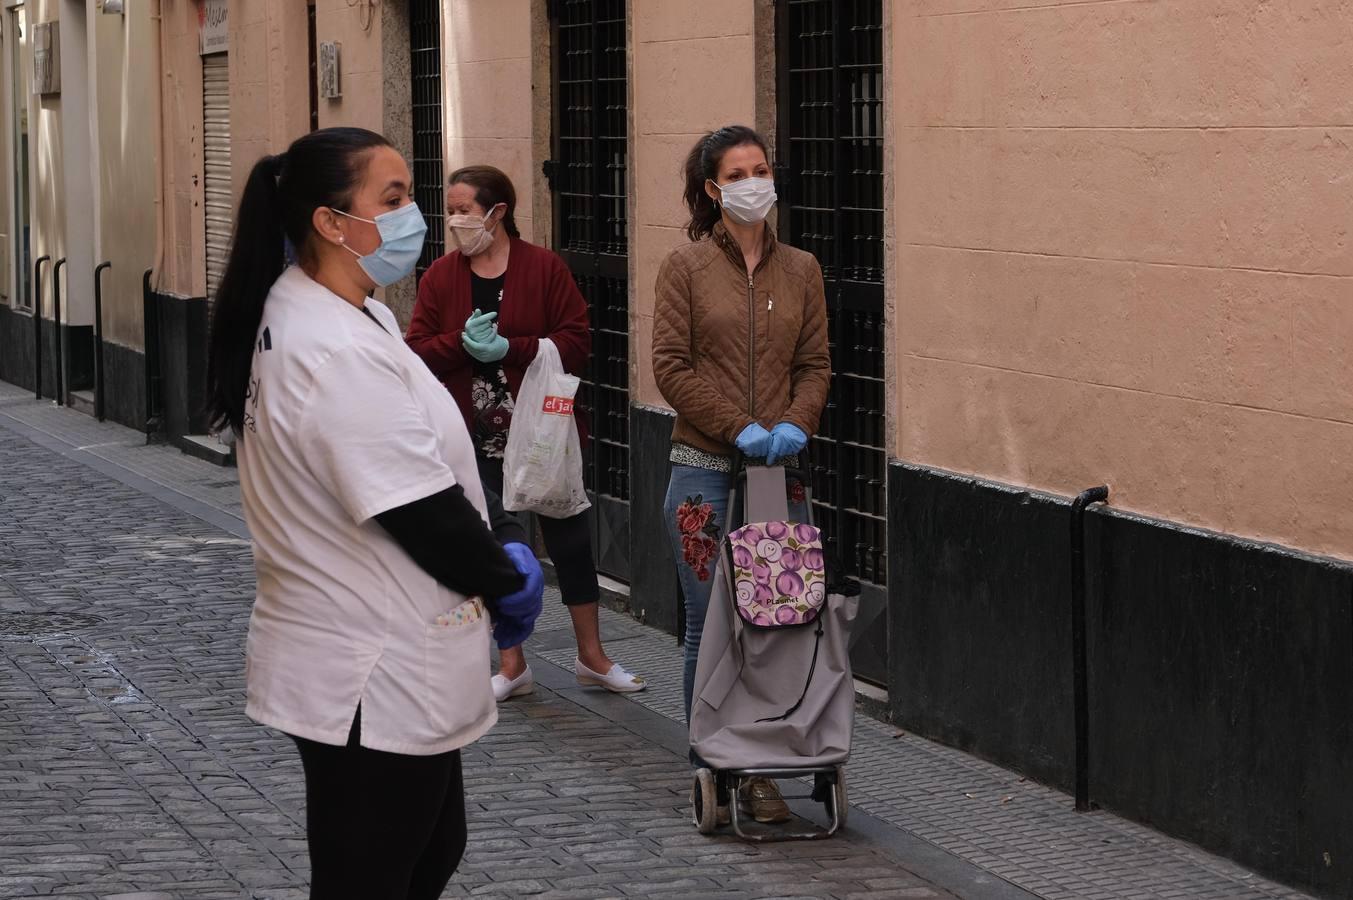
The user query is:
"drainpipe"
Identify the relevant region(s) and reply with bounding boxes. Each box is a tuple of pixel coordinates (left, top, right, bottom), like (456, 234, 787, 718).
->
(1071, 484, 1109, 813)
(94, 262, 111, 421)
(149, 0, 166, 288)
(33, 255, 51, 399)
(52, 258, 67, 406)
(147, 0, 167, 436)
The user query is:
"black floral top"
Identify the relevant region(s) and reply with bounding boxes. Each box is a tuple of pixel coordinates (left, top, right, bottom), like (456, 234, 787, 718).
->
(470, 272, 514, 459)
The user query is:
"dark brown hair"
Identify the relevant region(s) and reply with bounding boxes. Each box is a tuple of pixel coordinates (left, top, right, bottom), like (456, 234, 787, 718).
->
(682, 125, 771, 241)
(447, 165, 521, 238)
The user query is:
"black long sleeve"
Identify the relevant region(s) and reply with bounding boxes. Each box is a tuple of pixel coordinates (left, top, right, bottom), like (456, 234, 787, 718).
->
(375, 483, 525, 600)
(483, 484, 529, 547)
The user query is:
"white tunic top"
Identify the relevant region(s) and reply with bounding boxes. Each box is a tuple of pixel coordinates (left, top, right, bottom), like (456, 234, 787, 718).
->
(238, 266, 497, 755)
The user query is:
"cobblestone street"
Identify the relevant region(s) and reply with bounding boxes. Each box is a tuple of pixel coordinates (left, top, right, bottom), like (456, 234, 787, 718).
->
(0, 383, 1318, 900)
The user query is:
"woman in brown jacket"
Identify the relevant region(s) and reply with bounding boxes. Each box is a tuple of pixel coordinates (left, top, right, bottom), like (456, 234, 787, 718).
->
(652, 125, 831, 824)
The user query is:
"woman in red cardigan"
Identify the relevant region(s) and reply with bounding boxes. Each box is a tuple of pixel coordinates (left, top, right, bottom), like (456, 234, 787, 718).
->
(407, 165, 644, 701)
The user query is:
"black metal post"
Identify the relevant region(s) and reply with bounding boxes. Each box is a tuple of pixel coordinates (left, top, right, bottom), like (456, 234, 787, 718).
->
(33, 255, 50, 399)
(1071, 484, 1110, 812)
(52, 259, 67, 405)
(94, 262, 111, 421)
(141, 269, 160, 437)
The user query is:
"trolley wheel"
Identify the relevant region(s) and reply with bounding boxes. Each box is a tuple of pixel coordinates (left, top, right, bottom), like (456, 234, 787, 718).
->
(693, 768, 718, 834)
(831, 765, 848, 831)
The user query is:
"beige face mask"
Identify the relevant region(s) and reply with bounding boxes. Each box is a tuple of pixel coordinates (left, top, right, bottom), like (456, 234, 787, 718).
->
(447, 204, 502, 256)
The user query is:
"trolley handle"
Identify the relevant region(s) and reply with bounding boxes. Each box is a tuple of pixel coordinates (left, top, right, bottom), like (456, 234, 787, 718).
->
(726, 455, 816, 530)
(730, 450, 809, 487)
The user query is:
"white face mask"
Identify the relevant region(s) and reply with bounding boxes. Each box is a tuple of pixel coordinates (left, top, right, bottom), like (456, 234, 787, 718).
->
(710, 177, 777, 226)
(447, 204, 502, 256)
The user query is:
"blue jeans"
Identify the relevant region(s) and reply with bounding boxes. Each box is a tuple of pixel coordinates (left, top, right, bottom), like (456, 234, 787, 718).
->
(664, 465, 734, 723)
(664, 464, 811, 724)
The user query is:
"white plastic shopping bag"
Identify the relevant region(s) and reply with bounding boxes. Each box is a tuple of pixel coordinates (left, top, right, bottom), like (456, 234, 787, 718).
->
(502, 338, 591, 518)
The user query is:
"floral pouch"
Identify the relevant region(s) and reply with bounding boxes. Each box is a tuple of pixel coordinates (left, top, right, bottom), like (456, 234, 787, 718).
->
(433, 598, 485, 629)
(726, 521, 828, 628)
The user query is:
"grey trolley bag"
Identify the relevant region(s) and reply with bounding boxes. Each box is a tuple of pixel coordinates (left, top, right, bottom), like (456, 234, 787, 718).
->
(688, 464, 860, 841)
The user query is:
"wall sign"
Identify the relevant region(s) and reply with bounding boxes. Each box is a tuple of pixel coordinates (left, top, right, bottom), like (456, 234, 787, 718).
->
(200, 0, 228, 56)
(32, 22, 60, 95)
(319, 42, 341, 99)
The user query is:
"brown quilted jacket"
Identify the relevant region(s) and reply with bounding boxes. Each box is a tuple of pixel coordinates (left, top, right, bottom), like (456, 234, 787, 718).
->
(652, 224, 831, 457)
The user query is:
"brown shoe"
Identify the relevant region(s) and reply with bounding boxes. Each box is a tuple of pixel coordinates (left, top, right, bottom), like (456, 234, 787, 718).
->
(738, 777, 791, 824)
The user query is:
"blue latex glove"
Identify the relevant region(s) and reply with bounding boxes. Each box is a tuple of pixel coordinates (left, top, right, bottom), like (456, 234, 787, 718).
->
(492, 542, 544, 650)
(463, 331, 509, 363)
(464, 308, 498, 343)
(767, 423, 808, 465)
(735, 422, 773, 460)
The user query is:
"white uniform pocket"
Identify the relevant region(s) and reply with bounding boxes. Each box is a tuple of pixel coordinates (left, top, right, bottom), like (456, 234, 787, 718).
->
(423, 599, 494, 738)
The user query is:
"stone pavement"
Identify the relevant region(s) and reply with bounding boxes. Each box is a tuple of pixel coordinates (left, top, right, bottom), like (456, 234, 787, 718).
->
(0, 380, 1316, 900)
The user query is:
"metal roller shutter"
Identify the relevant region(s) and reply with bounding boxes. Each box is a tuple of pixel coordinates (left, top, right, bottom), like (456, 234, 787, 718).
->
(202, 54, 232, 305)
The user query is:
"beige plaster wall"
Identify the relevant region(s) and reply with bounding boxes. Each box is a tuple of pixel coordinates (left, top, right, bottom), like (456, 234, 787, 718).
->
(630, 0, 758, 409)
(892, 0, 1353, 558)
(441, 0, 536, 243)
(92, 4, 159, 348)
(315, 0, 384, 133)
(30, 0, 65, 320)
(156, 0, 206, 301)
(231, 0, 310, 207)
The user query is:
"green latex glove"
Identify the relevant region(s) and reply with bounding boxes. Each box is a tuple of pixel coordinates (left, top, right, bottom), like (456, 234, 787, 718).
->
(464, 308, 498, 343)
(463, 331, 509, 363)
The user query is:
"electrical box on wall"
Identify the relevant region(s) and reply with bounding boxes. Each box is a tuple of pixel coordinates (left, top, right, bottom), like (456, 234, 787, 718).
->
(319, 42, 341, 99)
(32, 22, 59, 95)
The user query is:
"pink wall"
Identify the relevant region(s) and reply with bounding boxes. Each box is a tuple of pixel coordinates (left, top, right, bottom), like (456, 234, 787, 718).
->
(440, 0, 538, 242)
(230, 1, 310, 206)
(892, 0, 1353, 558)
(630, 0, 758, 408)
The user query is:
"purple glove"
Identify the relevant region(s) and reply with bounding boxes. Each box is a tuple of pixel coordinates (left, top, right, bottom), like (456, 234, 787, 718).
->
(491, 542, 544, 650)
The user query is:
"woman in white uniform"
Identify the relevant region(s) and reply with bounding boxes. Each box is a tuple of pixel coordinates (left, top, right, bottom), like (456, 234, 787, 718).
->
(205, 127, 544, 899)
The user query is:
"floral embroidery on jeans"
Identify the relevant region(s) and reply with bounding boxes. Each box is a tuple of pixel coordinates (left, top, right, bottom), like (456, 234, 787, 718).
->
(787, 478, 806, 506)
(676, 494, 720, 582)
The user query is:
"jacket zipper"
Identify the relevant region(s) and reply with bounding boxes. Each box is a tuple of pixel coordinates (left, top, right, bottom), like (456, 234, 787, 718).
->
(747, 272, 756, 416)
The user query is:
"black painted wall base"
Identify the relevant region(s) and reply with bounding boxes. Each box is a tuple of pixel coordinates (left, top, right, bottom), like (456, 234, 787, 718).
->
(155, 294, 210, 439)
(627, 404, 681, 636)
(889, 460, 1353, 899)
(0, 305, 97, 405)
(100, 341, 147, 432)
(889, 463, 1076, 789)
(0, 302, 153, 432)
(1084, 508, 1353, 899)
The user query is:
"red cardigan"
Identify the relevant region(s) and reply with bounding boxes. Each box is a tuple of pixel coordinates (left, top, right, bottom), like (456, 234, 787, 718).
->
(406, 238, 591, 444)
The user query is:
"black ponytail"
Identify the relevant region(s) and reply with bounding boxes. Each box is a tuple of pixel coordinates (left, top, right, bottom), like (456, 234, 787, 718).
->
(682, 125, 770, 242)
(206, 127, 391, 435)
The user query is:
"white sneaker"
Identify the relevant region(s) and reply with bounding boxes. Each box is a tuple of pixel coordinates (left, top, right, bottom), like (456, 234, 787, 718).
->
(575, 659, 646, 693)
(492, 666, 534, 701)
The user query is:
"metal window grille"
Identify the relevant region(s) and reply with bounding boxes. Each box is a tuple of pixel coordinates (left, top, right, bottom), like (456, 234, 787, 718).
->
(777, 0, 887, 588)
(410, 0, 444, 281)
(548, 0, 631, 580)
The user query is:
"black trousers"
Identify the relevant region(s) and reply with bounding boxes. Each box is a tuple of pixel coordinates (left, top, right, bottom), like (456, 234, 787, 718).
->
(477, 455, 600, 606)
(291, 709, 467, 900)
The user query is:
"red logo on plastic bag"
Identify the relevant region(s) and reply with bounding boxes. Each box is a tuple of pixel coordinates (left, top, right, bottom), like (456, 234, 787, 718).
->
(542, 396, 574, 416)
